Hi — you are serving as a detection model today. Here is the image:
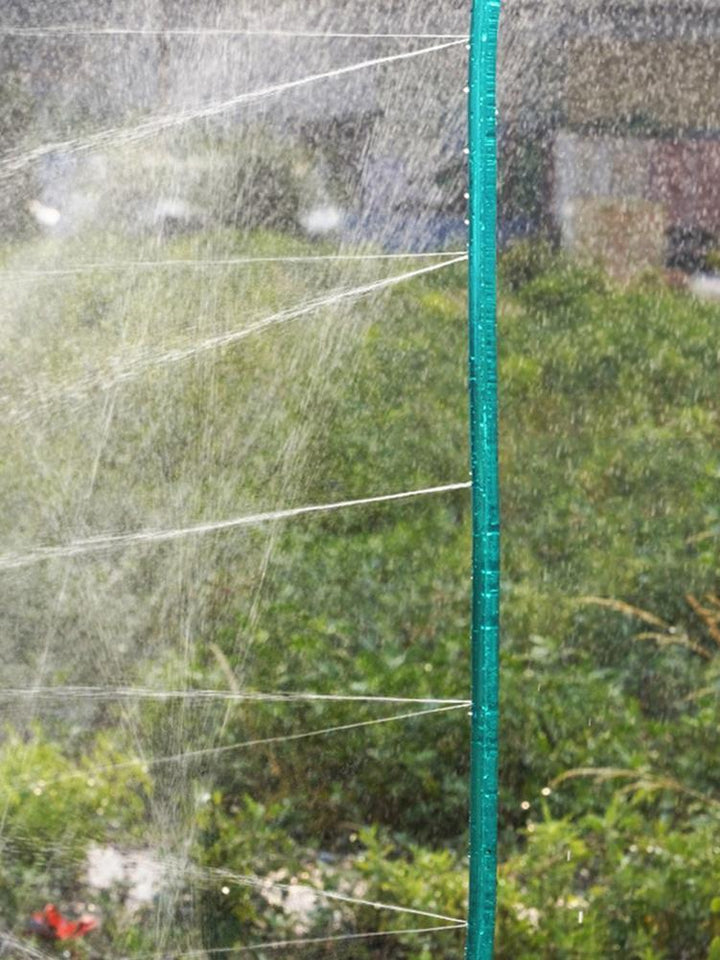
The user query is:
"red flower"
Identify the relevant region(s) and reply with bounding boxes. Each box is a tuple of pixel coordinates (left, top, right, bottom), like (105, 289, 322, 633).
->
(28, 904, 98, 941)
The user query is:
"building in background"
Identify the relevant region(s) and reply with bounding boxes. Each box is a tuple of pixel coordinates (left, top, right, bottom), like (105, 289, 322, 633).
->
(500, 0, 720, 274)
(3, 0, 719, 265)
(0, 0, 469, 249)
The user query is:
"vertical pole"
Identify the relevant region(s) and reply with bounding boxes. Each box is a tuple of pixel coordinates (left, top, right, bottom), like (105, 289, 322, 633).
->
(466, 1, 501, 959)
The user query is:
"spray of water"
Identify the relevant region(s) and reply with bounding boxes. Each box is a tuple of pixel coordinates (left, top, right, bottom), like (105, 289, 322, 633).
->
(0, 1, 476, 954)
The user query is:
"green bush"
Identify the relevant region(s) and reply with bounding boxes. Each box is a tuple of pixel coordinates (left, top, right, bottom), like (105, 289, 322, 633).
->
(499, 239, 560, 293)
(2, 235, 720, 955)
(0, 728, 151, 945)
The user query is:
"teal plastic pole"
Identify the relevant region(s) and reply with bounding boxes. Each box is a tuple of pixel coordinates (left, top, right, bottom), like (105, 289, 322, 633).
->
(466, 1, 501, 958)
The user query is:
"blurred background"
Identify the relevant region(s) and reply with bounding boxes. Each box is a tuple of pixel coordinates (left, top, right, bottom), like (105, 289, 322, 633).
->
(0, 1, 719, 957)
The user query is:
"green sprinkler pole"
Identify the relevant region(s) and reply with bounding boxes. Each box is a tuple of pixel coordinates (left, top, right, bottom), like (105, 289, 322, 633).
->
(466, 1, 502, 958)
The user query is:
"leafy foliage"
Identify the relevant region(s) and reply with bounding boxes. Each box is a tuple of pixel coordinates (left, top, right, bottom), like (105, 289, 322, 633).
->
(1, 236, 719, 956)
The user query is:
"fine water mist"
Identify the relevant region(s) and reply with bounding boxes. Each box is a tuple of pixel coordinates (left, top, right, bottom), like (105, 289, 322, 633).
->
(1, 0, 719, 957)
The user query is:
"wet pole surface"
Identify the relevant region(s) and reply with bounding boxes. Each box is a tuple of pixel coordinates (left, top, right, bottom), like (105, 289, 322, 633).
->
(466, 1, 501, 958)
